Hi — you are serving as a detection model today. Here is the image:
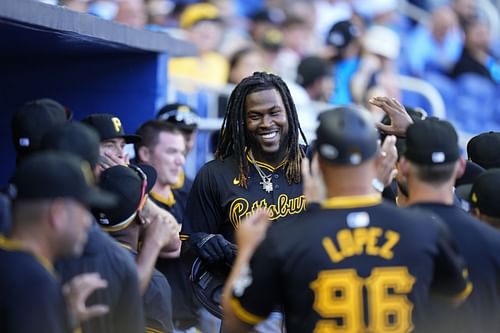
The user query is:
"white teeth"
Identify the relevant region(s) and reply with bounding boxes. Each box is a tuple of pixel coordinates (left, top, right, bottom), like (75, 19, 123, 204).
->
(261, 132, 278, 139)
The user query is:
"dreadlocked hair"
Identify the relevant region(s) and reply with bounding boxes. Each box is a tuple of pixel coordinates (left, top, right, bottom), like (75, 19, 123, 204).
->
(215, 72, 308, 188)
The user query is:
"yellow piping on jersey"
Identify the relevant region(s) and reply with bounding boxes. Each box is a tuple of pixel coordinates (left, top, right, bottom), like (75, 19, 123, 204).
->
(453, 269, 473, 304)
(245, 150, 287, 172)
(0, 234, 55, 276)
(230, 297, 266, 325)
(150, 190, 176, 207)
(146, 327, 165, 333)
(322, 194, 382, 209)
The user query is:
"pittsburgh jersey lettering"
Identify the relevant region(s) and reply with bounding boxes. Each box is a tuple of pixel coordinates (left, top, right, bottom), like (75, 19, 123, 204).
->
(229, 194, 306, 229)
(322, 227, 400, 263)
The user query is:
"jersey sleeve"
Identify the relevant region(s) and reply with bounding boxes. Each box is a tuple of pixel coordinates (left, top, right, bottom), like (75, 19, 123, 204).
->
(181, 163, 224, 237)
(230, 229, 283, 325)
(431, 216, 472, 301)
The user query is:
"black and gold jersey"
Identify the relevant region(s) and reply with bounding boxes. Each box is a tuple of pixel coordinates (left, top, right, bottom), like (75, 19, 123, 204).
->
(181, 153, 306, 242)
(0, 235, 73, 333)
(411, 203, 500, 333)
(231, 196, 471, 333)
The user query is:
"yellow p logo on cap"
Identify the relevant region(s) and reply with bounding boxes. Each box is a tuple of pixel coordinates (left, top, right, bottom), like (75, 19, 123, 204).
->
(111, 117, 122, 133)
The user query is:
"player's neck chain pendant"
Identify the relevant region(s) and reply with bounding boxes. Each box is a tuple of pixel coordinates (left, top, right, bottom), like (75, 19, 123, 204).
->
(260, 175, 273, 193)
(249, 151, 274, 193)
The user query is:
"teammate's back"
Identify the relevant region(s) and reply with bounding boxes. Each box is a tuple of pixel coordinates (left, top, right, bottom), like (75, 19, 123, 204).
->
(241, 201, 469, 333)
(401, 118, 500, 333)
(411, 203, 500, 332)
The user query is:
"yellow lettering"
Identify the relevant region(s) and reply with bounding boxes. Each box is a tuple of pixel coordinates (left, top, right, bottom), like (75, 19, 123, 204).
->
(322, 237, 344, 263)
(111, 117, 122, 133)
(310, 270, 363, 332)
(229, 198, 250, 229)
(278, 194, 289, 215)
(366, 267, 415, 332)
(337, 230, 356, 258)
(311, 268, 415, 332)
(228, 194, 306, 229)
(325, 228, 400, 263)
(313, 320, 340, 333)
(353, 228, 368, 255)
(366, 227, 382, 257)
(380, 230, 400, 260)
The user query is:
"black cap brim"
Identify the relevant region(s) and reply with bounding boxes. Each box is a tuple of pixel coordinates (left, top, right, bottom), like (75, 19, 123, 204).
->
(80, 187, 117, 209)
(122, 134, 141, 144)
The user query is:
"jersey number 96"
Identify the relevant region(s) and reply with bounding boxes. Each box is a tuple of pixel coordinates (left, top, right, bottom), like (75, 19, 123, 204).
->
(310, 267, 416, 333)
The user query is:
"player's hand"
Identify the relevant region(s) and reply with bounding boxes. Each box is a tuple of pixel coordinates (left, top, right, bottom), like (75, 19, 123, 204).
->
(190, 232, 237, 264)
(375, 135, 398, 188)
(140, 200, 181, 255)
(369, 96, 413, 137)
(63, 273, 109, 323)
(143, 211, 180, 248)
(301, 154, 324, 204)
(235, 209, 271, 256)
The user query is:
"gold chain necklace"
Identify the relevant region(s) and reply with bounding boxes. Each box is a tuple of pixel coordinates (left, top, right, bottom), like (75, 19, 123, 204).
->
(249, 151, 274, 193)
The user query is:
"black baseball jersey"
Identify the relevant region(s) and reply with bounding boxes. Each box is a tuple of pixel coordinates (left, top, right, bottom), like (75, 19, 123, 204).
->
(150, 189, 200, 330)
(230, 196, 471, 333)
(410, 203, 500, 332)
(144, 269, 175, 333)
(150, 190, 184, 224)
(121, 245, 174, 333)
(181, 153, 306, 242)
(56, 222, 145, 333)
(0, 235, 73, 333)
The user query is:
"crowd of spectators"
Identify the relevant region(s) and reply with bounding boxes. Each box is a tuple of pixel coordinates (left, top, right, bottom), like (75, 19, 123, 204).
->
(43, 0, 500, 135)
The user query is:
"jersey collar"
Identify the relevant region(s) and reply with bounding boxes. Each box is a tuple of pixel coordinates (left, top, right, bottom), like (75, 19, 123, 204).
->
(322, 194, 382, 209)
(150, 189, 176, 207)
(246, 150, 287, 173)
(0, 234, 55, 276)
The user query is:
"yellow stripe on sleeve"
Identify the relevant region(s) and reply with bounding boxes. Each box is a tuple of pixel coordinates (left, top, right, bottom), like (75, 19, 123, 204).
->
(229, 297, 266, 325)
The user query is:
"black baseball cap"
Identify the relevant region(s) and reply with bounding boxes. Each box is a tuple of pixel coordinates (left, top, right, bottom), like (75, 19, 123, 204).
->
(11, 98, 71, 156)
(41, 122, 101, 169)
(466, 131, 500, 169)
(469, 169, 500, 218)
(325, 20, 360, 49)
(11, 152, 116, 209)
(404, 118, 460, 165)
(95, 164, 156, 231)
(81, 114, 141, 144)
(156, 103, 199, 131)
(316, 106, 379, 165)
(296, 56, 330, 88)
(455, 160, 485, 187)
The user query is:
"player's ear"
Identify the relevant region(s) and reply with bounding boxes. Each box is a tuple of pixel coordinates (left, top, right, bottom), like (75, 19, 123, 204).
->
(137, 146, 150, 163)
(47, 198, 69, 233)
(455, 157, 466, 180)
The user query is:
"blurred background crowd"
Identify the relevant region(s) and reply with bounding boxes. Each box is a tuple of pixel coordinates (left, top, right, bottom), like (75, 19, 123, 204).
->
(38, 0, 500, 141)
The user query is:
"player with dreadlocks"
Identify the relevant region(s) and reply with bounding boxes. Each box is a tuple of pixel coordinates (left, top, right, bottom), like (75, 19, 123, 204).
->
(180, 72, 308, 332)
(215, 72, 308, 188)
